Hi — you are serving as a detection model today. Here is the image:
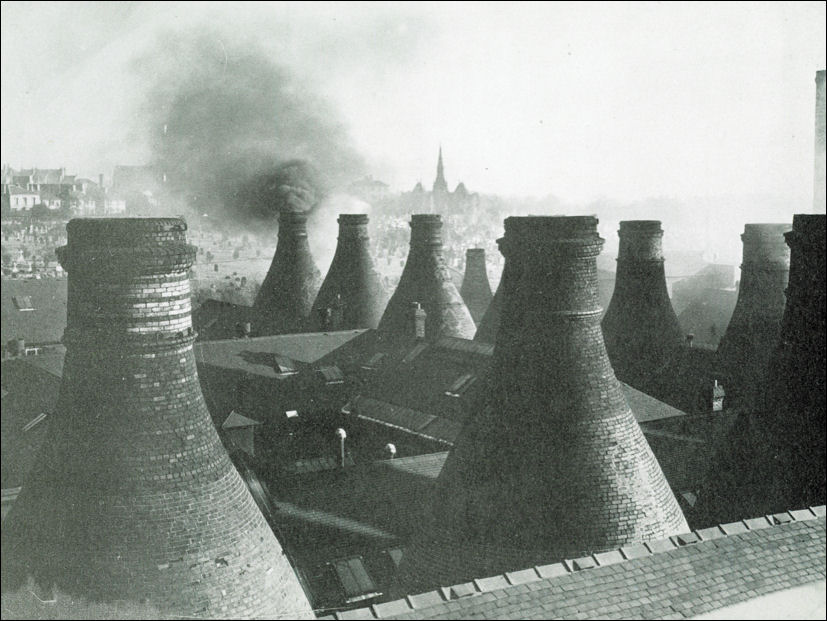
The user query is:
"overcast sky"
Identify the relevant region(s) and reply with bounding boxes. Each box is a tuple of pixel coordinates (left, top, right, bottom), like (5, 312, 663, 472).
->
(1, 1, 825, 203)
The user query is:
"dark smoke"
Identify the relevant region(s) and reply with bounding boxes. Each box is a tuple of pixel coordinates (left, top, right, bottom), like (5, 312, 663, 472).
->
(134, 30, 365, 226)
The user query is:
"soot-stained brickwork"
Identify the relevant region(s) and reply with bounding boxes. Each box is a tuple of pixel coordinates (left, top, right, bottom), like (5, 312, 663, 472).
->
(378, 215, 476, 341)
(716, 223, 791, 408)
(397, 216, 688, 593)
(0, 218, 313, 619)
(601, 221, 683, 387)
(459, 248, 493, 326)
(758, 214, 826, 509)
(311, 214, 389, 331)
(694, 214, 826, 527)
(254, 210, 322, 335)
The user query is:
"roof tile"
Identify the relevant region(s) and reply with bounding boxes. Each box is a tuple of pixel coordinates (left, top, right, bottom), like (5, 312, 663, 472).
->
(789, 508, 818, 522)
(535, 562, 569, 579)
(506, 568, 542, 585)
(719, 521, 749, 535)
(621, 543, 651, 559)
(770, 512, 794, 525)
(372, 599, 412, 618)
(474, 575, 511, 592)
(448, 582, 477, 599)
(567, 556, 597, 571)
(406, 591, 444, 609)
(811, 505, 827, 517)
(695, 526, 725, 541)
(593, 550, 625, 566)
(646, 538, 678, 554)
(673, 532, 700, 546)
(743, 516, 772, 530)
(336, 606, 376, 619)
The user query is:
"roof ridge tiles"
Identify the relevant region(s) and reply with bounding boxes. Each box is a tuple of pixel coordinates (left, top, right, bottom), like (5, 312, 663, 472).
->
(347, 506, 825, 620)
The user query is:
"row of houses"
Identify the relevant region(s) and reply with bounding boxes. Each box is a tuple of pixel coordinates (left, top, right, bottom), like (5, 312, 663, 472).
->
(1, 166, 125, 215)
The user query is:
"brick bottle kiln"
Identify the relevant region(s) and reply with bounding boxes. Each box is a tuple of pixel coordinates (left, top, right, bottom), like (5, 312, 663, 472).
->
(1, 219, 313, 618)
(759, 214, 826, 509)
(378, 214, 476, 340)
(398, 216, 688, 591)
(693, 214, 826, 525)
(717, 223, 791, 408)
(601, 220, 684, 386)
(254, 210, 322, 334)
(310, 213, 388, 330)
(459, 248, 493, 326)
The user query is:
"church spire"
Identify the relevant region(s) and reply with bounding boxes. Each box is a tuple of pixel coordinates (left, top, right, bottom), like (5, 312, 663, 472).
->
(433, 145, 448, 193)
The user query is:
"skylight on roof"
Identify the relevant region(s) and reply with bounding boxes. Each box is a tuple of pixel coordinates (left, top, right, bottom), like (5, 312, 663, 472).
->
(445, 373, 477, 397)
(330, 557, 382, 604)
(318, 366, 345, 384)
(401, 342, 428, 364)
(12, 295, 34, 311)
(361, 352, 386, 370)
(274, 355, 297, 374)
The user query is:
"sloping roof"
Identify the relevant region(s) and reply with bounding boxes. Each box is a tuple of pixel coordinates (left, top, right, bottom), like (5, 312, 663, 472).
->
(1, 278, 67, 345)
(6, 185, 38, 196)
(322, 509, 826, 620)
(267, 452, 449, 568)
(221, 410, 262, 429)
(194, 330, 367, 379)
(0, 353, 64, 488)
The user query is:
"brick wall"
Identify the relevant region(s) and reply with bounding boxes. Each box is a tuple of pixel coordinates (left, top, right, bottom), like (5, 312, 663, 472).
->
(398, 216, 688, 593)
(1, 218, 313, 618)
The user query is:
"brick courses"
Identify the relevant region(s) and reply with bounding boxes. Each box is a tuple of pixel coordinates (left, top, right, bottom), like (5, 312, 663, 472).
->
(601, 221, 684, 386)
(1, 218, 313, 618)
(397, 216, 688, 594)
(311, 214, 389, 330)
(254, 210, 322, 335)
(378, 215, 476, 340)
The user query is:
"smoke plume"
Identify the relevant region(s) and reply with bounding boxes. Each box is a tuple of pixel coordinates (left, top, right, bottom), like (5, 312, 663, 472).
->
(134, 30, 366, 227)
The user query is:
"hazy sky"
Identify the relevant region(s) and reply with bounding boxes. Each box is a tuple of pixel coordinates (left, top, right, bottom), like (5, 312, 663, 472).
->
(1, 1, 825, 203)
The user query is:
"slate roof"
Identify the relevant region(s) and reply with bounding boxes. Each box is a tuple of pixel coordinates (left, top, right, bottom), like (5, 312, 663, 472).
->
(1, 278, 67, 346)
(266, 453, 448, 568)
(0, 353, 64, 488)
(337, 331, 686, 447)
(319, 508, 826, 620)
(194, 330, 367, 377)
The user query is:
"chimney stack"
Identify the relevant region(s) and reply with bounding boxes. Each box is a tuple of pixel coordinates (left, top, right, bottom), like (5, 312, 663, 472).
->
(717, 223, 791, 407)
(409, 302, 427, 339)
(601, 221, 683, 386)
(1, 218, 312, 618)
(311, 214, 388, 330)
(378, 214, 476, 340)
(459, 248, 493, 325)
(473, 236, 509, 344)
(398, 216, 687, 591)
(254, 210, 322, 334)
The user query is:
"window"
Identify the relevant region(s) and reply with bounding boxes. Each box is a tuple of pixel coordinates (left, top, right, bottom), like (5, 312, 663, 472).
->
(12, 295, 34, 311)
